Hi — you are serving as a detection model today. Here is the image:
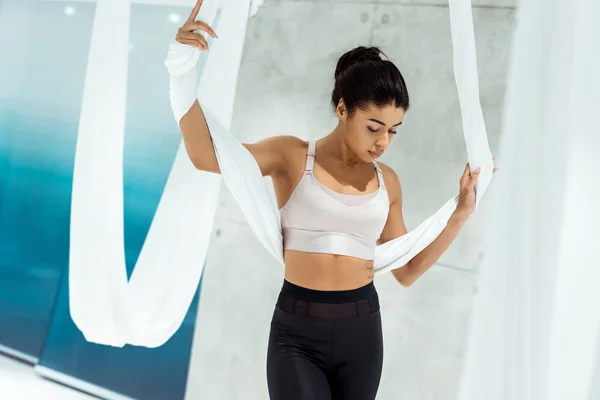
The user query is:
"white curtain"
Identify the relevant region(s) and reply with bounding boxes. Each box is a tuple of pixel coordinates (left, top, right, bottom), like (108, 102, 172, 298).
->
(457, 0, 600, 399)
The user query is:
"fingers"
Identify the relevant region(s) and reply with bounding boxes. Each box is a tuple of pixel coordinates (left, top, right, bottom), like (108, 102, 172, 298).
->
(186, 0, 202, 24)
(460, 163, 482, 187)
(461, 157, 500, 188)
(179, 0, 218, 50)
(460, 163, 471, 185)
(178, 32, 208, 50)
(176, 36, 198, 50)
(179, 18, 217, 44)
(176, 31, 209, 50)
(469, 168, 481, 184)
(188, 20, 218, 38)
(182, 0, 218, 39)
(460, 155, 499, 187)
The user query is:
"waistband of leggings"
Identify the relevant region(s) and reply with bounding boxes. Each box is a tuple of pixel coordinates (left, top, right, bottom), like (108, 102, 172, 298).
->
(281, 280, 376, 304)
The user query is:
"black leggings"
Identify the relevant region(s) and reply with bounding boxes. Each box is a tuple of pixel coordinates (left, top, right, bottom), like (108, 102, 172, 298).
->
(266, 280, 383, 400)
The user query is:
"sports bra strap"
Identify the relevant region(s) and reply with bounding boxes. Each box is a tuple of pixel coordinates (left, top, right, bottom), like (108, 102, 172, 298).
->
(305, 141, 316, 171)
(373, 161, 386, 190)
(306, 142, 384, 190)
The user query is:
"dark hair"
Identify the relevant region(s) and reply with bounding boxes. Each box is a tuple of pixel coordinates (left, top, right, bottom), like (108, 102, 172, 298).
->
(331, 46, 410, 116)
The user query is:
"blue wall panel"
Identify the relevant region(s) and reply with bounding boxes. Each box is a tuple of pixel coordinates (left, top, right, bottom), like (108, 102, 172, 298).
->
(39, 275, 201, 400)
(0, 2, 203, 398)
(0, 0, 96, 358)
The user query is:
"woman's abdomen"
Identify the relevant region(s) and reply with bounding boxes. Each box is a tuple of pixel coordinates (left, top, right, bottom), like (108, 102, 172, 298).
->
(283, 250, 374, 291)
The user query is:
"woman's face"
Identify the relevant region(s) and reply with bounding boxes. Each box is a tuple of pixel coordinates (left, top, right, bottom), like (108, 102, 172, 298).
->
(336, 100, 406, 162)
(337, 100, 406, 162)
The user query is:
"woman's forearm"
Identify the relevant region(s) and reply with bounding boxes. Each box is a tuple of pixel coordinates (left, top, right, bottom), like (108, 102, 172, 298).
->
(393, 209, 470, 287)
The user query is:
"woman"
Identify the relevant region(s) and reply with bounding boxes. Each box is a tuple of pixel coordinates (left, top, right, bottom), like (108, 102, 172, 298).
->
(174, 1, 495, 399)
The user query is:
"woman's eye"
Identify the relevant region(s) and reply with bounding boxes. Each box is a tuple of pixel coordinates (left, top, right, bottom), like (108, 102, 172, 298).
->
(368, 127, 379, 133)
(390, 130, 397, 135)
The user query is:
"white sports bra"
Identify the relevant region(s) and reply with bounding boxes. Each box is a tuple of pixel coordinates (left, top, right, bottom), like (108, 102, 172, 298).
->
(280, 140, 390, 260)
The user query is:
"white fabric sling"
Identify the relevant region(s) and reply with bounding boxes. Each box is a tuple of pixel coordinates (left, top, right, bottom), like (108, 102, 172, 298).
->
(69, 0, 493, 348)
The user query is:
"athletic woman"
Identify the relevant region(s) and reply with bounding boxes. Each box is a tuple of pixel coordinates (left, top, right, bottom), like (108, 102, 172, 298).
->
(173, 2, 495, 399)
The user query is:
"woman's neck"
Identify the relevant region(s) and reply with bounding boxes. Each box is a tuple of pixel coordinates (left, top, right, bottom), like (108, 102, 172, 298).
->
(319, 127, 364, 168)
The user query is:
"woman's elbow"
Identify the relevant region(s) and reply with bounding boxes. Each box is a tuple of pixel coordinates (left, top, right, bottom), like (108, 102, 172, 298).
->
(190, 158, 220, 174)
(392, 265, 415, 288)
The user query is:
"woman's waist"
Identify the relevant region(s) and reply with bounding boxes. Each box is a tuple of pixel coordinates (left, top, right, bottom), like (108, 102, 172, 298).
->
(283, 250, 375, 291)
(275, 279, 379, 319)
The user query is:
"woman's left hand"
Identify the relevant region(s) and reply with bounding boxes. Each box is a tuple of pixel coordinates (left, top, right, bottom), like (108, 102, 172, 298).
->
(457, 160, 498, 217)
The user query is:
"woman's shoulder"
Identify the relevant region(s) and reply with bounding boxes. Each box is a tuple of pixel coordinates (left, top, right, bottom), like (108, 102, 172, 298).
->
(268, 135, 309, 159)
(275, 134, 307, 147)
(375, 161, 395, 175)
(247, 134, 306, 158)
(375, 161, 402, 195)
(258, 135, 309, 176)
(259, 134, 306, 151)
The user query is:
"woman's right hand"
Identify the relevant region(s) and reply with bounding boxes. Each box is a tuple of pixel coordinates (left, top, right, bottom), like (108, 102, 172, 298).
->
(175, 0, 218, 51)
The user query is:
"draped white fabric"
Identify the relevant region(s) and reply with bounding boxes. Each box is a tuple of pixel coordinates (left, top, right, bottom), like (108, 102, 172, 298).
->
(69, 0, 253, 348)
(69, 0, 493, 348)
(457, 0, 600, 399)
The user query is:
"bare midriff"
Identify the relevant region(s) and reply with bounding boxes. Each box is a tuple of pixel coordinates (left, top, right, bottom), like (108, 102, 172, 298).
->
(283, 250, 374, 291)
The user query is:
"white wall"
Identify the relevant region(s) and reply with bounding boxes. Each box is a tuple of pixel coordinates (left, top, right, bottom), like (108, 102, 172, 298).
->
(186, 1, 515, 399)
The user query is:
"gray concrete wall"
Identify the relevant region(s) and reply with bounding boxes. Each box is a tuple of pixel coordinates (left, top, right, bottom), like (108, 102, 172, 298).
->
(185, 1, 514, 399)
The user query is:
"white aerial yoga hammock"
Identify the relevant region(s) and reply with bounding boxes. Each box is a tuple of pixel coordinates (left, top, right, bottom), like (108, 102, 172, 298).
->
(69, 0, 493, 348)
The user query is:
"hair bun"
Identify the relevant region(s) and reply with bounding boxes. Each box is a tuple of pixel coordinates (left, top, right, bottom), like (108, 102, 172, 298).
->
(330, 45, 409, 114)
(335, 46, 384, 79)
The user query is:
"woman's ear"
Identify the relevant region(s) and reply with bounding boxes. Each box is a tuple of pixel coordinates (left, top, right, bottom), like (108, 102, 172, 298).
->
(336, 99, 347, 120)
